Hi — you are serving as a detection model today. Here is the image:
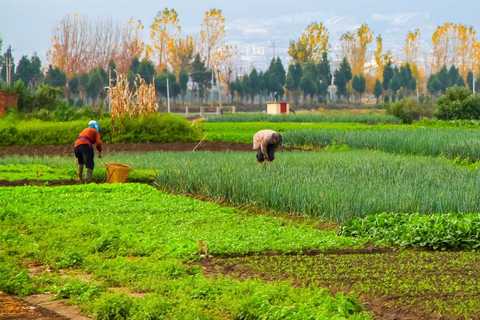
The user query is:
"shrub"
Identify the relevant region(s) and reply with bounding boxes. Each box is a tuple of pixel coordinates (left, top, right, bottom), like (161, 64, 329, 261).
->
(112, 114, 200, 143)
(95, 293, 134, 320)
(341, 212, 480, 250)
(386, 98, 432, 124)
(0, 258, 34, 296)
(0, 114, 200, 146)
(436, 86, 480, 120)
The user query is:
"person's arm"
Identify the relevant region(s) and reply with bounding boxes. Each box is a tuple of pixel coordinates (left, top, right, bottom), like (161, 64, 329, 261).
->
(260, 140, 269, 160)
(95, 132, 103, 153)
(253, 134, 260, 150)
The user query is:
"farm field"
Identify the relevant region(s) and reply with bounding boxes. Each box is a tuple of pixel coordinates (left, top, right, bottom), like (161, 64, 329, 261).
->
(204, 110, 400, 124)
(203, 121, 480, 160)
(3, 117, 480, 319)
(2, 151, 480, 319)
(0, 183, 368, 319)
(5, 116, 480, 162)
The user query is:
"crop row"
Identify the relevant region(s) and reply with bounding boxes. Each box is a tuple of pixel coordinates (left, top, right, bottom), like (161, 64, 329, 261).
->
(204, 122, 480, 160)
(283, 127, 480, 160)
(151, 151, 480, 222)
(3, 150, 480, 222)
(205, 111, 400, 124)
(0, 184, 367, 319)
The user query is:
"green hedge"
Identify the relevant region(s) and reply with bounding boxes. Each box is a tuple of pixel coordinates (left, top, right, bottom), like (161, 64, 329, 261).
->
(341, 212, 480, 250)
(0, 114, 200, 146)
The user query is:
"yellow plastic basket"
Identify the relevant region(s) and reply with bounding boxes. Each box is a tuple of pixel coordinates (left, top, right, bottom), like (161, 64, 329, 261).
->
(105, 163, 131, 183)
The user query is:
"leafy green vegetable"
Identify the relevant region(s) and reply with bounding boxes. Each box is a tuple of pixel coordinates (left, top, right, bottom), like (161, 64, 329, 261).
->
(342, 212, 480, 250)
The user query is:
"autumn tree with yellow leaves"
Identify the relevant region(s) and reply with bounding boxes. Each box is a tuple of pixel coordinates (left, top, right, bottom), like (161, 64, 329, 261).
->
(340, 24, 373, 76)
(404, 29, 426, 93)
(149, 8, 181, 71)
(167, 35, 195, 78)
(199, 9, 236, 99)
(374, 35, 384, 81)
(432, 23, 478, 79)
(288, 22, 329, 64)
(200, 9, 226, 69)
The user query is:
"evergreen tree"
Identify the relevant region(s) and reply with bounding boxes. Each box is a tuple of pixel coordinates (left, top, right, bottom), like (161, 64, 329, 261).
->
(448, 65, 464, 87)
(155, 71, 180, 99)
(300, 63, 317, 100)
(15, 55, 43, 87)
(352, 74, 366, 102)
(399, 64, 416, 92)
(427, 75, 442, 96)
(374, 79, 383, 103)
(247, 68, 260, 103)
(317, 52, 332, 99)
(382, 60, 394, 91)
(178, 70, 189, 102)
(389, 66, 402, 100)
(286, 63, 302, 106)
(265, 57, 286, 100)
(467, 71, 474, 91)
(190, 54, 211, 100)
(285, 63, 302, 92)
(86, 67, 108, 103)
(45, 65, 66, 88)
(334, 57, 352, 99)
(137, 59, 155, 84)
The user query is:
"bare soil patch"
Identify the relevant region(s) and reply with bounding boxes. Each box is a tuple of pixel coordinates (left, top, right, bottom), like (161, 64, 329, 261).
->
(0, 142, 251, 157)
(0, 292, 68, 320)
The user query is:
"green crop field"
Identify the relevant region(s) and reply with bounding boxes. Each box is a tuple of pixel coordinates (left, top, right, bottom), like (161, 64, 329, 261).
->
(205, 111, 400, 124)
(203, 121, 480, 160)
(0, 184, 368, 319)
(3, 150, 480, 222)
(3, 125, 480, 318)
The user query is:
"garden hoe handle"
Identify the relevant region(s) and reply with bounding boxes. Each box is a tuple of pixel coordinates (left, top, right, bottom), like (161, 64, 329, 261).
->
(193, 134, 208, 152)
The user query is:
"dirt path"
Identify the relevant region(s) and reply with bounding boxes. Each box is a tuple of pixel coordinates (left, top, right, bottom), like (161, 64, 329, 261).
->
(0, 142, 251, 157)
(0, 292, 68, 320)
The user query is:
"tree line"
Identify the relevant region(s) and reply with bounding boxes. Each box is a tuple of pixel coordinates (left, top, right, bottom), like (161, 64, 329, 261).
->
(2, 13, 480, 111)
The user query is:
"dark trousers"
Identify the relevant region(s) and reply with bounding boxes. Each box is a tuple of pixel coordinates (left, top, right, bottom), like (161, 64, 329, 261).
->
(256, 144, 276, 162)
(74, 144, 95, 169)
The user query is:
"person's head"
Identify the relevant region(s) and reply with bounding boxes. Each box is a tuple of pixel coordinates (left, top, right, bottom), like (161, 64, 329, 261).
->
(88, 120, 100, 132)
(272, 133, 282, 146)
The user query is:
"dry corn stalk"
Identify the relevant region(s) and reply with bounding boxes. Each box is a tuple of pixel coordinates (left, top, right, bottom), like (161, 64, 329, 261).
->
(109, 74, 134, 121)
(108, 74, 159, 136)
(133, 77, 158, 116)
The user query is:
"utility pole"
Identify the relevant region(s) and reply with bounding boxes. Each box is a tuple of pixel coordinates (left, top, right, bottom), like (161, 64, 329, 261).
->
(5, 48, 13, 86)
(166, 74, 171, 113)
(165, 53, 171, 113)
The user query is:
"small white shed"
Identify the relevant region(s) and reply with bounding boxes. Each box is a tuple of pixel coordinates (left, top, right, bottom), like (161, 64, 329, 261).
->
(267, 102, 289, 115)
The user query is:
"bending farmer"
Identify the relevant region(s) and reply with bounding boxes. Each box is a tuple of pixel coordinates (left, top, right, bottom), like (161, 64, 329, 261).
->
(253, 129, 282, 163)
(74, 120, 103, 182)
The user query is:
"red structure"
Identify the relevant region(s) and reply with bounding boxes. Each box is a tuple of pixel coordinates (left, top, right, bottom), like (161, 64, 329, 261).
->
(280, 102, 288, 113)
(0, 91, 18, 117)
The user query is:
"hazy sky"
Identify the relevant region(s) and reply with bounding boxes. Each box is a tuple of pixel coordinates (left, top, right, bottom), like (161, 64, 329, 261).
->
(1, 0, 480, 69)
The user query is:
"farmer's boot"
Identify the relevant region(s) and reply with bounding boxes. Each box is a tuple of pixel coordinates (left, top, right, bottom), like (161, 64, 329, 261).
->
(86, 169, 93, 183)
(78, 165, 84, 183)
